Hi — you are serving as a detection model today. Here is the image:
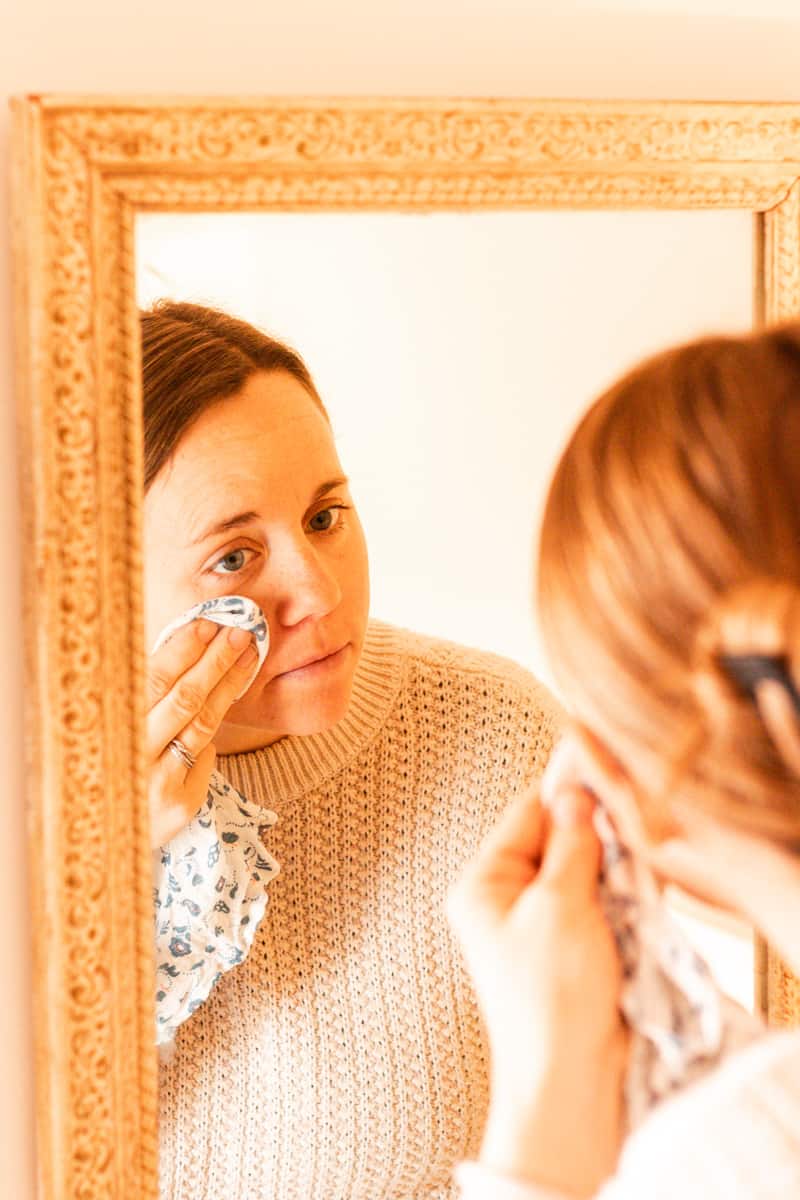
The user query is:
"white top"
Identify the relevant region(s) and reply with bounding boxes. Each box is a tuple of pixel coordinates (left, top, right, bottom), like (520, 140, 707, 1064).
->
(456, 1028, 800, 1199)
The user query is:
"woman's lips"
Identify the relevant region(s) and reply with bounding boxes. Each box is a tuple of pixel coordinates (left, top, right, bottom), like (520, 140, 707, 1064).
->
(270, 643, 350, 682)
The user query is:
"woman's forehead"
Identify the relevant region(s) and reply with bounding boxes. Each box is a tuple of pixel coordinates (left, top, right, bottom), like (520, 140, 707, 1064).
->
(192, 370, 330, 442)
(148, 374, 343, 528)
(187, 371, 337, 463)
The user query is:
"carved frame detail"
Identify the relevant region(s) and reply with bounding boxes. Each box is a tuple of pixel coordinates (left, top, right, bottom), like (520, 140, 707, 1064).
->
(11, 96, 800, 1199)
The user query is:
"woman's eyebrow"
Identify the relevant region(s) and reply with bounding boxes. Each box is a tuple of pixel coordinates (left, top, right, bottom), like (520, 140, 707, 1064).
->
(190, 510, 261, 545)
(189, 479, 349, 546)
(310, 476, 349, 504)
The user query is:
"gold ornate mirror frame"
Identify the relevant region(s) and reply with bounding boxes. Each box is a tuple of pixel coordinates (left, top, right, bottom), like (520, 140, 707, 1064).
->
(10, 96, 800, 1199)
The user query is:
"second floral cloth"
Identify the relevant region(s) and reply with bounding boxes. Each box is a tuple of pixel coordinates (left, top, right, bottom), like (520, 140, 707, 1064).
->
(542, 739, 763, 1130)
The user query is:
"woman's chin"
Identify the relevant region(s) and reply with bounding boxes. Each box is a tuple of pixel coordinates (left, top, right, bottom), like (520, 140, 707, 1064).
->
(277, 691, 353, 735)
(226, 686, 354, 739)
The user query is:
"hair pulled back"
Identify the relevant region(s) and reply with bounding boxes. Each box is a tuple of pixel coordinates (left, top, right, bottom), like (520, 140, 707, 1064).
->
(537, 324, 800, 843)
(140, 300, 327, 491)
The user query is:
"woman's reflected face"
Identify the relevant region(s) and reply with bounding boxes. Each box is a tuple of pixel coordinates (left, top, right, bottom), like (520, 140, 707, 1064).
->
(143, 370, 370, 743)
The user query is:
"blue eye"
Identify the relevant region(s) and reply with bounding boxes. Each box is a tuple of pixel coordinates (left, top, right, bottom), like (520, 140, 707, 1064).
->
(211, 549, 249, 575)
(308, 507, 344, 533)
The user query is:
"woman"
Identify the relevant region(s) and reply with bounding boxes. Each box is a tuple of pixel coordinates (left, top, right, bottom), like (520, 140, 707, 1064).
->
(450, 324, 800, 1198)
(142, 301, 559, 1200)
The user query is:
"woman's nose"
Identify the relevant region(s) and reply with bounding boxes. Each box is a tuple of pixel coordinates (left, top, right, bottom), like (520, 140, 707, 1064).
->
(267, 537, 341, 629)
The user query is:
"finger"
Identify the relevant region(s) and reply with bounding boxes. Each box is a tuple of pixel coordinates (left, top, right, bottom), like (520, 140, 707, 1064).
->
(175, 641, 260, 754)
(147, 627, 256, 759)
(449, 786, 545, 930)
(537, 786, 602, 900)
(541, 726, 627, 810)
(151, 742, 217, 848)
(472, 784, 547, 876)
(161, 737, 217, 786)
(541, 725, 651, 854)
(146, 618, 220, 708)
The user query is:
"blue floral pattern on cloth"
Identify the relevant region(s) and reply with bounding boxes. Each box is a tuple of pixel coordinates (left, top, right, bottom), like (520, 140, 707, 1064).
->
(152, 594, 269, 699)
(153, 768, 279, 1046)
(592, 804, 763, 1128)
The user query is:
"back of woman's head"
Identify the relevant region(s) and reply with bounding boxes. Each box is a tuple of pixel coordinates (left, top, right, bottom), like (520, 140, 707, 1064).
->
(537, 324, 800, 842)
(140, 300, 326, 490)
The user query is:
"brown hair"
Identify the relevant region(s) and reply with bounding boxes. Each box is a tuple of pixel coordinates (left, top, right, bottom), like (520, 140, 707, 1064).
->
(537, 324, 800, 842)
(140, 300, 327, 490)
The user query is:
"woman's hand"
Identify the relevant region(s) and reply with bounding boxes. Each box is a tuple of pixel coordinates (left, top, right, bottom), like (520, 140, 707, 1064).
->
(447, 779, 628, 1198)
(147, 618, 258, 848)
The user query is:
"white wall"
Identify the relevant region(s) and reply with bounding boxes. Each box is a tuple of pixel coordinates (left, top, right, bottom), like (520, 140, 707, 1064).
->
(136, 209, 751, 679)
(4, 3, 800, 1192)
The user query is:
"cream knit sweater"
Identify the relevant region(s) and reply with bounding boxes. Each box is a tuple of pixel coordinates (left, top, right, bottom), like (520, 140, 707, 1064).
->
(158, 621, 559, 1200)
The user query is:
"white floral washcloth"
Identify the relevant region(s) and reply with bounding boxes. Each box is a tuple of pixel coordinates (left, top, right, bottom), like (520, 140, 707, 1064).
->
(592, 803, 763, 1128)
(154, 771, 279, 1046)
(152, 595, 279, 1046)
(152, 593, 269, 697)
(542, 743, 763, 1129)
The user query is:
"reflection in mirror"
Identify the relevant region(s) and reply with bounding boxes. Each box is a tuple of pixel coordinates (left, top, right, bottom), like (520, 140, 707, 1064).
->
(136, 210, 756, 1197)
(137, 211, 752, 680)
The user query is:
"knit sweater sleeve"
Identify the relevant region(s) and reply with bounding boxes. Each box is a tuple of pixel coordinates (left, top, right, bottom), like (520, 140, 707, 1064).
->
(153, 769, 280, 1046)
(455, 1031, 800, 1200)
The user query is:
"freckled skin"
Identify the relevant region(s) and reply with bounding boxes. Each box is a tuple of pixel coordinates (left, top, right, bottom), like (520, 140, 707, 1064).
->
(144, 371, 370, 753)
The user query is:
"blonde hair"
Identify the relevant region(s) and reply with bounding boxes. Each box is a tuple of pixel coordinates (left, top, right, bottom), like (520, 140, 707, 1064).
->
(537, 324, 800, 843)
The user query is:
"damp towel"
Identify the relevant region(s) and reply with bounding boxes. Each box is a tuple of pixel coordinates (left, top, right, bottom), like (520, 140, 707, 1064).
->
(151, 595, 279, 1046)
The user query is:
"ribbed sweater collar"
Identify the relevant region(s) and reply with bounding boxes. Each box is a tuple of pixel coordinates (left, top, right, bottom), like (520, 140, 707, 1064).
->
(218, 620, 406, 806)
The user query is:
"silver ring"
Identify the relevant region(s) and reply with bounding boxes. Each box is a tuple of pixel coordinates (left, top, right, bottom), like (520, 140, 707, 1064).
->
(168, 738, 196, 770)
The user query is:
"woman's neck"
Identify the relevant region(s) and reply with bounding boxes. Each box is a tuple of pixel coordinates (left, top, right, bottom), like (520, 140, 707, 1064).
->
(739, 854, 800, 978)
(214, 723, 285, 755)
(652, 816, 800, 978)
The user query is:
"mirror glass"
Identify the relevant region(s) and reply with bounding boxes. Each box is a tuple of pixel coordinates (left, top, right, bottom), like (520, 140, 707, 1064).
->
(136, 207, 755, 1021)
(137, 210, 753, 679)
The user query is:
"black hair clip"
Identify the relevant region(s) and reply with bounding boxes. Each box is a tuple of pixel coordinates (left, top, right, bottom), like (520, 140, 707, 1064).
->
(719, 653, 800, 718)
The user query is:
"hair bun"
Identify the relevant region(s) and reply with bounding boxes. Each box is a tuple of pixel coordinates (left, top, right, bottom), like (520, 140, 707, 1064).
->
(691, 577, 800, 785)
(718, 653, 800, 715)
(692, 575, 800, 679)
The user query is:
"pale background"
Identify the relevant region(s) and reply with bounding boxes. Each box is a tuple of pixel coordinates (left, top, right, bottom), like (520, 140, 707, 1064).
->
(6, 1, 800, 1189)
(136, 210, 751, 679)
